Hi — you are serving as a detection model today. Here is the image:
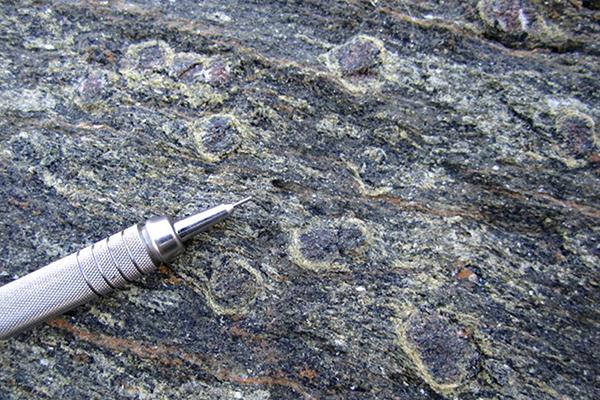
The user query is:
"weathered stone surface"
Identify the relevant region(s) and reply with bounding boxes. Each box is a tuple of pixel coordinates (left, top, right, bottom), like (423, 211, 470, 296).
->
(0, 1, 598, 399)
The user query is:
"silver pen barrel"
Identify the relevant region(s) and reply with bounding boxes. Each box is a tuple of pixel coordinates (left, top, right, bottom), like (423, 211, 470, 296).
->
(0, 198, 251, 340)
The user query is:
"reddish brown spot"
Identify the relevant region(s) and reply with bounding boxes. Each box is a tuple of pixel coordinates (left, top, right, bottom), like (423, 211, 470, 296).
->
(7, 197, 30, 209)
(299, 368, 318, 380)
(457, 327, 472, 339)
(554, 250, 567, 263)
(230, 325, 263, 343)
(72, 352, 91, 364)
(104, 50, 117, 64)
(158, 264, 182, 285)
(456, 267, 475, 281)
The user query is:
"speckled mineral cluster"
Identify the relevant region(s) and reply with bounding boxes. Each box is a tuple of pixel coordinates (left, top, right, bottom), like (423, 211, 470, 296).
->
(0, 1, 598, 399)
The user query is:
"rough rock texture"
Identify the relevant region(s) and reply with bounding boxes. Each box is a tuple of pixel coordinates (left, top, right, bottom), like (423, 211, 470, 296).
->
(0, 1, 599, 399)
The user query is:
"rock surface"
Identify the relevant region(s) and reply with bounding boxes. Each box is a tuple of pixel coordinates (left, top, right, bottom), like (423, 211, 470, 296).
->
(0, 1, 599, 399)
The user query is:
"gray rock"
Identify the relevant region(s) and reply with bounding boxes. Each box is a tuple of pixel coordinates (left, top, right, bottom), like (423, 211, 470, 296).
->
(0, 1, 598, 399)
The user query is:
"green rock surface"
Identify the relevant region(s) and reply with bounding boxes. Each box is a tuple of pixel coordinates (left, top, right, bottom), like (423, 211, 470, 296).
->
(0, 1, 599, 398)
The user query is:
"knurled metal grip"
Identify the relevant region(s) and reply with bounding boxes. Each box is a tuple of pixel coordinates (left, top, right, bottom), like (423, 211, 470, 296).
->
(0, 224, 158, 340)
(0, 201, 241, 340)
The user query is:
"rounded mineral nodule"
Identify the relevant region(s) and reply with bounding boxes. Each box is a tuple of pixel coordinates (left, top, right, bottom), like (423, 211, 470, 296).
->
(77, 71, 111, 102)
(403, 311, 480, 391)
(334, 37, 382, 76)
(556, 111, 597, 159)
(192, 114, 244, 162)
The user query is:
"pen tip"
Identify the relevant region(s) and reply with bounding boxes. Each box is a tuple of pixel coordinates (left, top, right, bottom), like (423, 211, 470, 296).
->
(232, 196, 252, 208)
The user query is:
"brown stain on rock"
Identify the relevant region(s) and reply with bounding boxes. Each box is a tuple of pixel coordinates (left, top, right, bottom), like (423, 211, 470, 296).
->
(456, 266, 479, 285)
(48, 318, 314, 399)
(299, 368, 318, 380)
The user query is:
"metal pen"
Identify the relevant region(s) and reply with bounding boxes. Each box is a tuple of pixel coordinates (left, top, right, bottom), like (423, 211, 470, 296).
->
(0, 197, 252, 340)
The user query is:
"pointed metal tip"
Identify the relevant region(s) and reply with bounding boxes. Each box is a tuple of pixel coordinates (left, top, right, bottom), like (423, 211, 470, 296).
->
(172, 198, 253, 243)
(231, 196, 253, 208)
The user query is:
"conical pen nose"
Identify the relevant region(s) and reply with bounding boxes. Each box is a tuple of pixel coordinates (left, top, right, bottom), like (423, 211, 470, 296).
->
(173, 197, 252, 242)
(232, 196, 252, 207)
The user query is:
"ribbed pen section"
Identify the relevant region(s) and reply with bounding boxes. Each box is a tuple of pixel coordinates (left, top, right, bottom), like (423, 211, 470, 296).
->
(0, 224, 158, 340)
